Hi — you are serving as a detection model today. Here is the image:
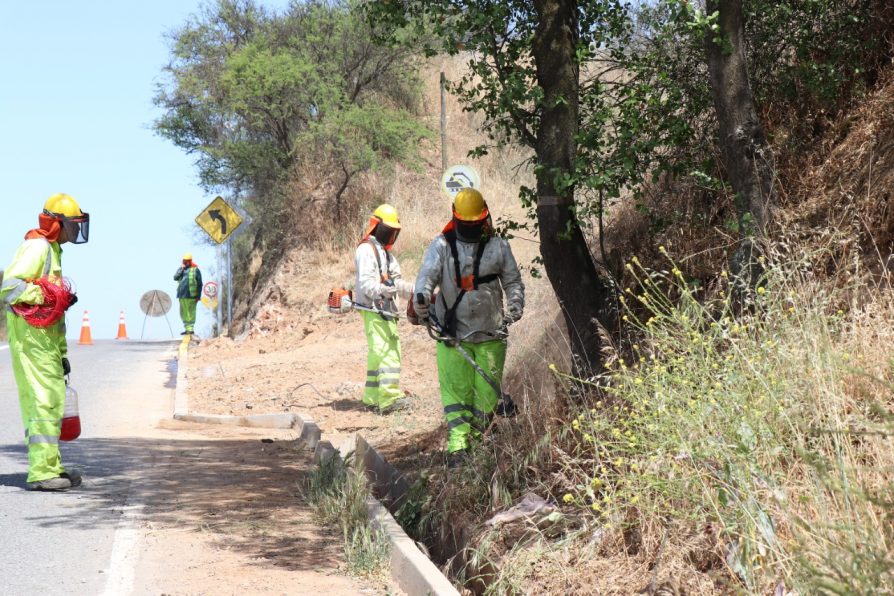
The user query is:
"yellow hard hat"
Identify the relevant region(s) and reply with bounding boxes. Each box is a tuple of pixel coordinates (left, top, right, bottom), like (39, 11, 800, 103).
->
(183, 252, 193, 261)
(43, 193, 83, 218)
(373, 204, 401, 229)
(453, 188, 487, 222)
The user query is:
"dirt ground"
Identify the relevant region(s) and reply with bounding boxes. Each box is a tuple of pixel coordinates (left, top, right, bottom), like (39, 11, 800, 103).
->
(131, 420, 391, 595)
(187, 304, 449, 461)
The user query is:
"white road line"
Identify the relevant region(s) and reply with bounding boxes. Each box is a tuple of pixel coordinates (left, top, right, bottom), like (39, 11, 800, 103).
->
(0, 345, 8, 351)
(101, 487, 144, 596)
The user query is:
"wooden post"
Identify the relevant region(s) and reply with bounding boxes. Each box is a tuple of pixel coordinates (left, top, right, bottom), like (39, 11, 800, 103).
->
(440, 71, 448, 173)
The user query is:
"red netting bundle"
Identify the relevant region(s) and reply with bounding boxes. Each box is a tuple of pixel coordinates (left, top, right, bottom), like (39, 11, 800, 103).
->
(12, 277, 75, 328)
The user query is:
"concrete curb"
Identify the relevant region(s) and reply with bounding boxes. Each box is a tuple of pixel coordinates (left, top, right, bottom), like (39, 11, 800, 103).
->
(355, 435, 412, 512)
(333, 437, 460, 596)
(367, 497, 460, 596)
(175, 344, 458, 595)
(173, 345, 319, 440)
(173, 341, 190, 417)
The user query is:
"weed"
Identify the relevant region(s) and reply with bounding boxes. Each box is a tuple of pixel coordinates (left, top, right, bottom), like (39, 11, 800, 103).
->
(550, 246, 894, 592)
(302, 453, 391, 579)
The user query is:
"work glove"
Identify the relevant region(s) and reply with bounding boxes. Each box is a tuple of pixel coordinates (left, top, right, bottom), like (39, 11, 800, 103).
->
(381, 284, 398, 300)
(503, 304, 523, 326)
(62, 357, 71, 376)
(414, 294, 430, 321)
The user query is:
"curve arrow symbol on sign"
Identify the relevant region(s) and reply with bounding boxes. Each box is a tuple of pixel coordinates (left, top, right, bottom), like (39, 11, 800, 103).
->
(209, 210, 227, 235)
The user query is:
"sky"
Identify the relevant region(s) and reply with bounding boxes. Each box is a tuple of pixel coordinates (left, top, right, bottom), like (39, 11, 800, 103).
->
(0, 1, 291, 340)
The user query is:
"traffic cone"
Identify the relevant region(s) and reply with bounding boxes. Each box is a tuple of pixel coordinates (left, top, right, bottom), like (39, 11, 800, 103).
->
(116, 310, 128, 340)
(78, 311, 93, 345)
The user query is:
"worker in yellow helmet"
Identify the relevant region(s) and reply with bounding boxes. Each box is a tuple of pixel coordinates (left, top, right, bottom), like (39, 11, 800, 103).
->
(414, 188, 524, 468)
(355, 204, 414, 413)
(174, 252, 202, 335)
(0, 193, 88, 491)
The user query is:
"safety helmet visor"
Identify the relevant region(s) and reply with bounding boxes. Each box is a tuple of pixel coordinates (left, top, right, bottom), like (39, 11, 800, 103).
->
(374, 222, 400, 248)
(47, 209, 90, 244)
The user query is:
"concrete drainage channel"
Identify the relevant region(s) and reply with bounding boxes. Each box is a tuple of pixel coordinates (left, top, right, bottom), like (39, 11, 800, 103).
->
(173, 343, 459, 596)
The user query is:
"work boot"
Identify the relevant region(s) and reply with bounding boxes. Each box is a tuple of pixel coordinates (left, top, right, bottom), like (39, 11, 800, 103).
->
(26, 476, 74, 492)
(379, 397, 410, 415)
(446, 450, 468, 469)
(495, 395, 518, 418)
(61, 470, 82, 488)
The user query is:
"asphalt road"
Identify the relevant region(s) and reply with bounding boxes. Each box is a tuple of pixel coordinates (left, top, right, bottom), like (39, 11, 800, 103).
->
(0, 339, 178, 595)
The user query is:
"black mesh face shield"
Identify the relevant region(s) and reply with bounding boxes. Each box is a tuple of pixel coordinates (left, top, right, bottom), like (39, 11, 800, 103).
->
(47, 210, 90, 244)
(374, 222, 399, 247)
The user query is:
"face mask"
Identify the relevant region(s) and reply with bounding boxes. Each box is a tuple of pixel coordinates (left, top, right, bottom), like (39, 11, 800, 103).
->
(455, 219, 484, 242)
(47, 210, 90, 244)
(374, 223, 399, 247)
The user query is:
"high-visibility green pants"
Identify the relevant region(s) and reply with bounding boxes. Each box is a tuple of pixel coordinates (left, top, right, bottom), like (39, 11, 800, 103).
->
(7, 312, 67, 483)
(436, 339, 506, 453)
(179, 298, 198, 333)
(361, 310, 402, 409)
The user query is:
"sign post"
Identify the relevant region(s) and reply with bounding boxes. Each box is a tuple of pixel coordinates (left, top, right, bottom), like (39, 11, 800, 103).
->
(195, 196, 245, 336)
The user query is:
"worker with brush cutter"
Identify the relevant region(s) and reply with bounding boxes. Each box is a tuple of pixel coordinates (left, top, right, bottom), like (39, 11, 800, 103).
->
(355, 204, 414, 414)
(1, 193, 88, 491)
(412, 188, 524, 468)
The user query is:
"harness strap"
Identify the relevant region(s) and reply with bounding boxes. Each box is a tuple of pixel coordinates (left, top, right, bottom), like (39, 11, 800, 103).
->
(441, 232, 498, 336)
(366, 238, 391, 283)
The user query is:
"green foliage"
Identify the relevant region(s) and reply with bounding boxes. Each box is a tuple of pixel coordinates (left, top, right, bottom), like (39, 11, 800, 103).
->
(154, 0, 430, 233)
(552, 248, 894, 591)
(367, 0, 891, 244)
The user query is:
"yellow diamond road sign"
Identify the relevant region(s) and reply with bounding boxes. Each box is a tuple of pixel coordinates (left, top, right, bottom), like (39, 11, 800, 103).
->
(195, 196, 243, 244)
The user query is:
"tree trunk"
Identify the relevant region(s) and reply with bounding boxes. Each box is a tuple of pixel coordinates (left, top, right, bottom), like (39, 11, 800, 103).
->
(705, 0, 774, 279)
(532, 0, 614, 377)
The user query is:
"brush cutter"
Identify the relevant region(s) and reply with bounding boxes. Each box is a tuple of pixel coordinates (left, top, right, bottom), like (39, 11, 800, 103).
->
(419, 293, 517, 418)
(328, 287, 399, 321)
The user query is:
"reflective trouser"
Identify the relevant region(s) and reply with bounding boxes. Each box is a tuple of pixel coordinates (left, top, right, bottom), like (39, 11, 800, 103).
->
(7, 312, 66, 483)
(436, 339, 506, 453)
(179, 298, 198, 333)
(361, 310, 402, 409)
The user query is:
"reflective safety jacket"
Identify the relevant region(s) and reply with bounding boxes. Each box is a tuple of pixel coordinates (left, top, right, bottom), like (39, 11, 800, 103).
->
(415, 233, 524, 343)
(0, 238, 67, 356)
(354, 238, 413, 313)
(174, 265, 202, 299)
(0, 238, 62, 308)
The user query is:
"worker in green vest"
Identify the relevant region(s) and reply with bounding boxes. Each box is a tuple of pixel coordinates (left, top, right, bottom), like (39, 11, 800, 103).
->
(1, 193, 88, 491)
(174, 253, 203, 335)
(414, 189, 525, 467)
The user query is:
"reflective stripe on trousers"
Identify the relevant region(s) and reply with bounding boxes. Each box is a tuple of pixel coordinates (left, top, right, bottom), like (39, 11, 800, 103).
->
(7, 310, 67, 483)
(361, 310, 402, 408)
(436, 339, 506, 453)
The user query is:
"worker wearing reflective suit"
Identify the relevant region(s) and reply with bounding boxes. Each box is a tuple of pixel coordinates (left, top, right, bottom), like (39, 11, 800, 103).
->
(414, 189, 524, 464)
(174, 253, 202, 335)
(355, 204, 413, 413)
(1, 194, 88, 491)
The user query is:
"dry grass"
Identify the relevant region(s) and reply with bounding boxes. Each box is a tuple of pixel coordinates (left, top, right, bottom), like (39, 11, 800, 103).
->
(237, 54, 541, 330)
(231, 46, 894, 593)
